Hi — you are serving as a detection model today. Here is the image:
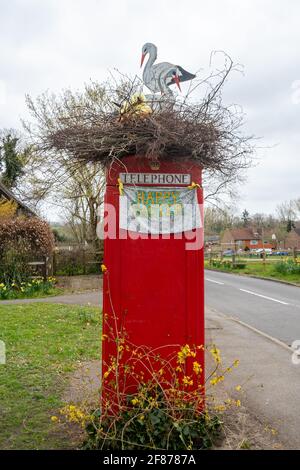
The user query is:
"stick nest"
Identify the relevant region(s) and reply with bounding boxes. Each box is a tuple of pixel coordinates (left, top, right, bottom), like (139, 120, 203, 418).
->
(25, 62, 253, 177)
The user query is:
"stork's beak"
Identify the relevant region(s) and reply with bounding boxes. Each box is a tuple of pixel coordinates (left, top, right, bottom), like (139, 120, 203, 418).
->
(173, 73, 181, 92)
(140, 53, 146, 67)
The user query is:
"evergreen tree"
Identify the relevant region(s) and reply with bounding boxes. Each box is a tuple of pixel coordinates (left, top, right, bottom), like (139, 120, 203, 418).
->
(286, 219, 295, 232)
(242, 209, 250, 227)
(0, 132, 24, 189)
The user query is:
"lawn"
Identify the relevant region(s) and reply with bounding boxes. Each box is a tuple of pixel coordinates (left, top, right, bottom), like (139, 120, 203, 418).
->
(205, 259, 300, 285)
(0, 303, 101, 450)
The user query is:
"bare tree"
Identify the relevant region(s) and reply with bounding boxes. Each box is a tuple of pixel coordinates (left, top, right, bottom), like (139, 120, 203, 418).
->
(23, 54, 254, 210)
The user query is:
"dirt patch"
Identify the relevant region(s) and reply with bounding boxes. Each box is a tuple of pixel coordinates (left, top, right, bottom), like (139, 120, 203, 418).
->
(212, 387, 285, 450)
(47, 360, 101, 449)
(63, 360, 101, 405)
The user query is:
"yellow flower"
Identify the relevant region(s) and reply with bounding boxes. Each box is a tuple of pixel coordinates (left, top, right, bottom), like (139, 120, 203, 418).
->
(236, 400, 241, 407)
(131, 398, 139, 406)
(103, 371, 110, 379)
(51, 416, 59, 422)
(210, 375, 224, 386)
(214, 405, 226, 412)
(101, 264, 108, 273)
(139, 414, 145, 421)
(59, 405, 89, 425)
(233, 359, 240, 367)
(193, 361, 202, 375)
(210, 345, 221, 365)
(235, 385, 242, 392)
(182, 376, 193, 387)
(177, 344, 196, 364)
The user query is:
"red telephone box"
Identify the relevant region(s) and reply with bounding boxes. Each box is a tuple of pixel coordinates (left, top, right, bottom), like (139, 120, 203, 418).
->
(102, 155, 204, 400)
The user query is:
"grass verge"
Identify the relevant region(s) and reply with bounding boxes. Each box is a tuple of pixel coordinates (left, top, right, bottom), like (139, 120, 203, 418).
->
(205, 260, 300, 285)
(0, 303, 101, 450)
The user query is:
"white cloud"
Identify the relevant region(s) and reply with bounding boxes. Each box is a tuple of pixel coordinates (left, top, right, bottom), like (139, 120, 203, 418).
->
(0, 80, 6, 105)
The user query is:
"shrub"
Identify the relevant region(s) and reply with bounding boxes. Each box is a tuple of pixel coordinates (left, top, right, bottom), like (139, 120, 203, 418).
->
(0, 277, 57, 300)
(0, 217, 54, 283)
(56, 307, 241, 450)
(274, 259, 300, 275)
(232, 263, 247, 269)
(84, 386, 221, 450)
(0, 217, 54, 258)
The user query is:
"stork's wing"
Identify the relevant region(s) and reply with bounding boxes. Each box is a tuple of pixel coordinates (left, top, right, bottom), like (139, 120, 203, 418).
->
(168, 66, 196, 85)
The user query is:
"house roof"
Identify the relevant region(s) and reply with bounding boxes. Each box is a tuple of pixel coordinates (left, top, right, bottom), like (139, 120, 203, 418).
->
(227, 228, 261, 240)
(0, 181, 36, 217)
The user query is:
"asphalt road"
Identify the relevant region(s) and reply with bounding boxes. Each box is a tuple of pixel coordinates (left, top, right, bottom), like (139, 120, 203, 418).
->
(205, 270, 300, 346)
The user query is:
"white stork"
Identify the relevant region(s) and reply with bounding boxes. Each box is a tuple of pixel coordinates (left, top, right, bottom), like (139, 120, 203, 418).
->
(140, 42, 196, 94)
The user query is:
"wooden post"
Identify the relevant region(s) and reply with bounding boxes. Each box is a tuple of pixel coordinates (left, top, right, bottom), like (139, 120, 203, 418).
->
(209, 251, 213, 267)
(82, 247, 87, 275)
(293, 247, 297, 262)
(42, 256, 49, 282)
(53, 251, 57, 276)
(232, 252, 236, 268)
(263, 250, 266, 270)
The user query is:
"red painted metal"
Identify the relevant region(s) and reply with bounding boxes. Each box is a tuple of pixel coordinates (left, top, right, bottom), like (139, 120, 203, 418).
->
(102, 155, 204, 400)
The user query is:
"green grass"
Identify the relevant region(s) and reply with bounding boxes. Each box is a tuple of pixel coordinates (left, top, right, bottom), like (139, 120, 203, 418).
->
(0, 303, 101, 450)
(205, 260, 300, 284)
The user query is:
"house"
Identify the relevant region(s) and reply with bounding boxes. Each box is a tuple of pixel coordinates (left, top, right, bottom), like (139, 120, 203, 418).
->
(221, 227, 273, 251)
(205, 235, 220, 248)
(284, 228, 300, 249)
(0, 181, 36, 217)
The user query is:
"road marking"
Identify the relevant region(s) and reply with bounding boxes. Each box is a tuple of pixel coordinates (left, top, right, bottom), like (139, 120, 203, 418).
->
(239, 288, 289, 305)
(206, 278, 225, 285)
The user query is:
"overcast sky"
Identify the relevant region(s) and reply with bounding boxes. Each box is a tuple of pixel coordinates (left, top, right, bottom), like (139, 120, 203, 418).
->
(0, 0, 299, 221)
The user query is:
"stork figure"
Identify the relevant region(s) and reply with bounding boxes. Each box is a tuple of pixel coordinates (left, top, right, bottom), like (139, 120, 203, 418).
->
(140, 43, 196, 96)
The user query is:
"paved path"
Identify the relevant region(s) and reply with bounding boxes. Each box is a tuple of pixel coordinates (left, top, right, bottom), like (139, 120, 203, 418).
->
(0, 290, 103, 307)
(205, 269, 300, 347)
(206, 306, 300, 450)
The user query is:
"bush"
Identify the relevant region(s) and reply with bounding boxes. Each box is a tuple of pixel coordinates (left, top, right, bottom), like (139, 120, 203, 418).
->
(0, 217, 54, 257)
(232, 263, 247, 269)
(0, 277, 57, 300)
(84, 386, 221, 450)
(211, 260, 232, 270)
(274, 259, 300, 275)
(0, 217, 54, 283)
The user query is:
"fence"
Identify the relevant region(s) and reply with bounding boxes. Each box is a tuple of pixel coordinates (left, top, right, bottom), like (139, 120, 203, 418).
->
(52, 246, 104, 276)
(0, 246, 104, 280)
(205, 248, 300, 269)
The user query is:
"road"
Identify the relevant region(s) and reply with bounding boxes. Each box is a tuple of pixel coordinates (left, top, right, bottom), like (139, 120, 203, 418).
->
(205, 269, 300, 346)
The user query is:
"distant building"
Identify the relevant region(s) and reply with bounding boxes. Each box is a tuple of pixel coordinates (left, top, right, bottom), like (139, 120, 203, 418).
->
(205, 235, 220, 247)
(284, 228, 300, 249)
(221, 228, 273, 251)
(0, 181, 36, 217)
